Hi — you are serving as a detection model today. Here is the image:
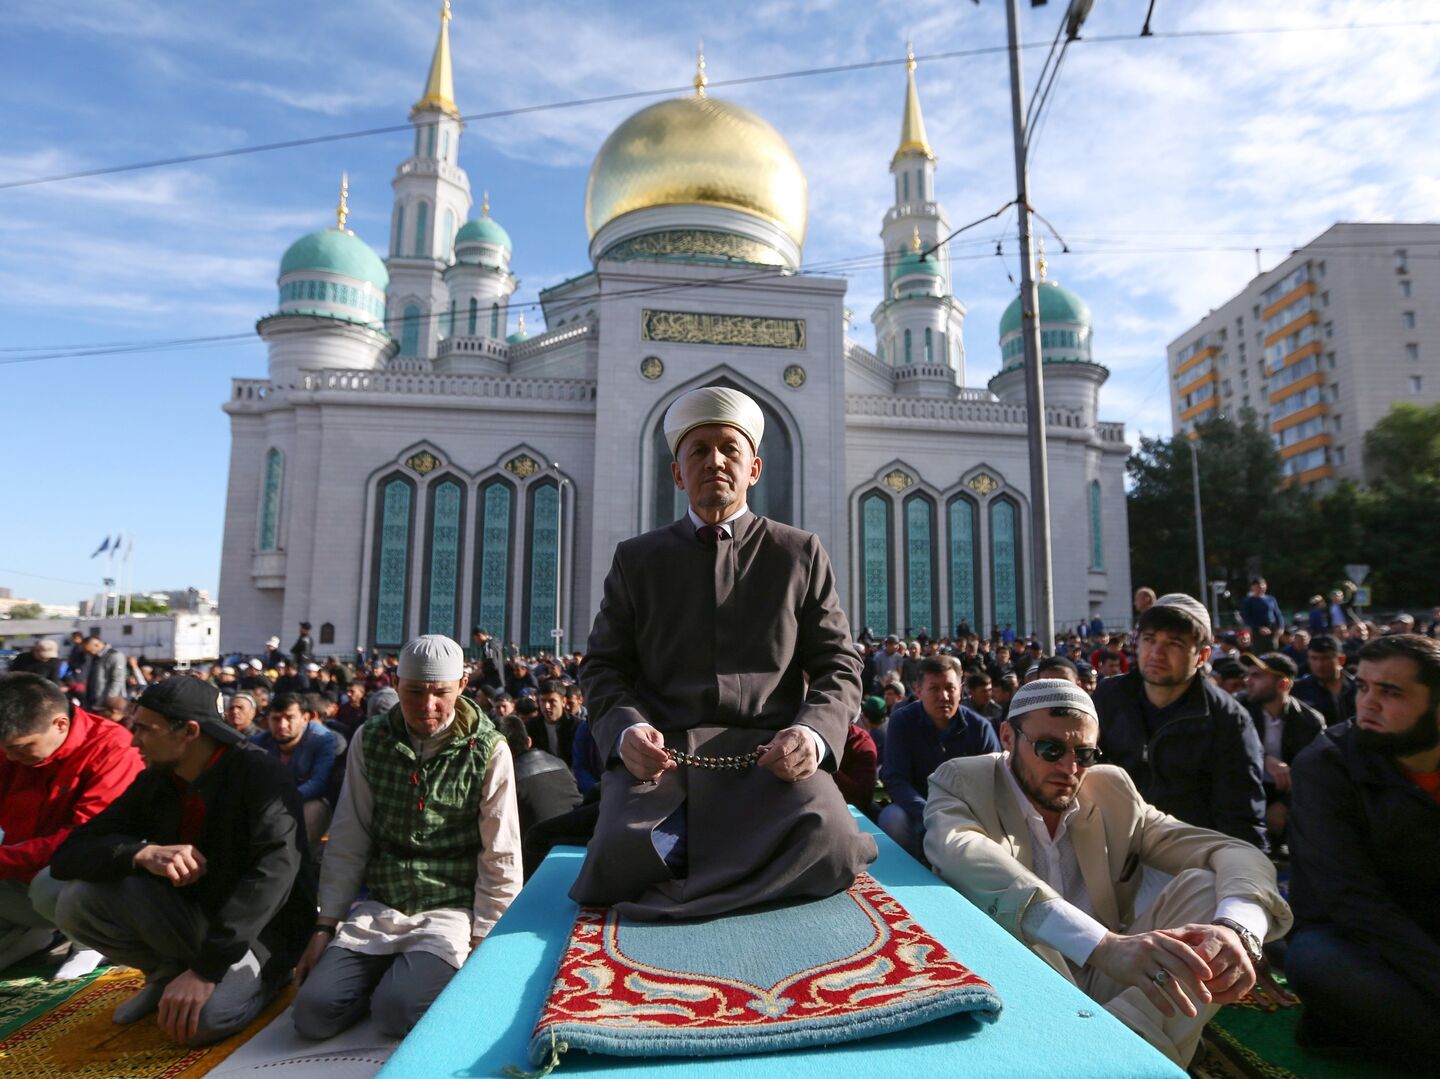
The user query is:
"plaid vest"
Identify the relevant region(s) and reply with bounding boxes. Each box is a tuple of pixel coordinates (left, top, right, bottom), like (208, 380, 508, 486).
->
(361, 696, 501, 915)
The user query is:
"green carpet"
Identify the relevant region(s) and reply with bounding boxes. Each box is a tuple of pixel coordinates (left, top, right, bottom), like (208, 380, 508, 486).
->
(1203, 984, 1419, 1079)
(0, 949, 107, 1040)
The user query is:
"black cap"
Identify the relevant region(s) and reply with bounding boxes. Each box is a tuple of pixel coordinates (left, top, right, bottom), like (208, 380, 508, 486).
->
(137, 676, 245, 745)
(1308, 634, 1343, 654)
(1240, 652, 1298, 679)
(1211, 658, 1246, 679)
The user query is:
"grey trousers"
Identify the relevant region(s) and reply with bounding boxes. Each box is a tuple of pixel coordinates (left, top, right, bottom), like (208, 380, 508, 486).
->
(53, 875, 272, 1046)
(0, 870, 68, 963)
(292, 945, 456, 1040)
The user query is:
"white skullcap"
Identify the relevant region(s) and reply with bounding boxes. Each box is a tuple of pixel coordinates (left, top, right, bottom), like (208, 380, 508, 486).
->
(663, 386, 764, 457)
(1146, 593, 1212, 642)
(266, 636, 280, 648)
(397, 634, 464, 682)
(1008, 678, 1099, 724)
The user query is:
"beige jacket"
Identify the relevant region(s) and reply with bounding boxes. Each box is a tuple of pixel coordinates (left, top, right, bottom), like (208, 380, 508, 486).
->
(923, 755, 1293, 978)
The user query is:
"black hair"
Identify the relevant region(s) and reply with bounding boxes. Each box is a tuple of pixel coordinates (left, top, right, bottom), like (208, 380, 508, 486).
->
(965, 671, 992, 690)
(496, 714, 531, 757)
(268, 692, 305, 715)
(537, 679, 567, 697)
(1138, 605, 1206, 647)
(1358, 634, 1440, 704)
(1036, 655, 1079, 677)
(0, 673, 69, 741)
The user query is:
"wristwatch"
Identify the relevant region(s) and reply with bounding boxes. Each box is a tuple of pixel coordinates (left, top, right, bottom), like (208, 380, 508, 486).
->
(1212, 917, 1263, 964)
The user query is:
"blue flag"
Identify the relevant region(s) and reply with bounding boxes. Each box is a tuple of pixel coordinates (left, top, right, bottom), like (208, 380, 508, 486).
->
(90, 536, 111, 558)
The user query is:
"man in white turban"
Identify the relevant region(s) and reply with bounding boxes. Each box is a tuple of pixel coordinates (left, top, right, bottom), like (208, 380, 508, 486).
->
(923, 676, 1291, 1067)
(290, 635, 520, 1040)
(573, 385, 875, 919)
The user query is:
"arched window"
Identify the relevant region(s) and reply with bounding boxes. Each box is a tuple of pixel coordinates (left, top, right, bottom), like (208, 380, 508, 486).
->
(1089, 480, 1104, 570)
(413, 202, 429, 257)
(425, 122, 436, 158)
(917, 170, 926, 201)
(904, 329, 912, 364)
(423, 477, 466, 638)
(370, 474, 416, 648)
(904, 492, 937, 638)
(441, 300, 454, 338)
(650, 382, 794, 527)
(319, 622, 335, 645)
(940, 332, 948, 364)
(440, 129, 450, 161)
(468, 297, 478, 335)
(990, 496, 1024, 635)
(490, 303, 500, 338)
(392, 205, 405, 258)
(925, 327, 934, 363)
(859, 491, 893, 637)
(414, 126, 422, 157)
(442, 209, 455, 257)
(259, 448, 283, 551)
(473, 478, 514, 641)
(902, 172, 910, 201)
(525, 480, 561, 654)
(948, 494, 980, 635)
(400, 304, 421, 355)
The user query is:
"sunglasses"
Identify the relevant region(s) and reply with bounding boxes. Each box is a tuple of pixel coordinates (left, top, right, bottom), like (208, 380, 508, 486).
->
(1017, 729, 1102, 768)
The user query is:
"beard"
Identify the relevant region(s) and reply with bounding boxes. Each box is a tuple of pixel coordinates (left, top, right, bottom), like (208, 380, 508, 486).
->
(1009, 754, 1079, 814)
(1356, 707, 1440, 758)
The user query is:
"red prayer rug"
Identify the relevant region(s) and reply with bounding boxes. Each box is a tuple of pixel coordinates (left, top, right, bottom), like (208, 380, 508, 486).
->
(516, 872, 1002, 1070)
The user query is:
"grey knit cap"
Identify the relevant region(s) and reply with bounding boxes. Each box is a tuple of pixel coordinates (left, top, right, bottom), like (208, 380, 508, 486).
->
(1148, 592, 1212, 642)
(397, 634, 464, 682)
(1008, 678, 1099, 724)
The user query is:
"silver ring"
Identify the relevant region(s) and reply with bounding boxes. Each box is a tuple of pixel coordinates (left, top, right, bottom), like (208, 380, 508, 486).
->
(1150, 969, 1171, 987)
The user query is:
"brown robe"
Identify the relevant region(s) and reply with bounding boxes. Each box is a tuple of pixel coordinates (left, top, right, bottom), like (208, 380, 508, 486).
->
(571, 511, 877, 919)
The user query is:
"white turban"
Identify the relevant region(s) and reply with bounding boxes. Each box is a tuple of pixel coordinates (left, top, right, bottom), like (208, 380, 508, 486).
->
(398, 634, 464, 682)
(663, 386, 765, 458)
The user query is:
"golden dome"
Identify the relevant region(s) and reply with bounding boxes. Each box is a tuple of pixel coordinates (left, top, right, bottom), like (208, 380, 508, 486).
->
(585, 94, 808, 249)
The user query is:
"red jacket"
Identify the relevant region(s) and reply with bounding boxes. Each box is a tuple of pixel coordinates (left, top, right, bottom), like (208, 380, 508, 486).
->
(0, 707, 143, 882)
(835, 722, 879, 810)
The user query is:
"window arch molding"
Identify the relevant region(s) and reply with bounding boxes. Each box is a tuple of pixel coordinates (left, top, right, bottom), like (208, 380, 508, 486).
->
(848, 462, 945, 640)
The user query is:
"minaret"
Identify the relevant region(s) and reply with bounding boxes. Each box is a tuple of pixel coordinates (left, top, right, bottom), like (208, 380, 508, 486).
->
(386, 0, 473, 360)
(871, 46, 967, 393)
(438, 192, 520, 374)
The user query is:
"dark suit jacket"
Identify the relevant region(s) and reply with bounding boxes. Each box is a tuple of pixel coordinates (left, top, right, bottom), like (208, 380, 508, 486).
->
(524, 713, 576, 766)
(582, 511, 862, 765)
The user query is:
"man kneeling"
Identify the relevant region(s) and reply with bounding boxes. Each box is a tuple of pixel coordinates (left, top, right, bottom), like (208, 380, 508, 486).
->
(291, 635, 521, 1040)
(924, 680, 1292, 1067)
(49, 677, 314, 1046)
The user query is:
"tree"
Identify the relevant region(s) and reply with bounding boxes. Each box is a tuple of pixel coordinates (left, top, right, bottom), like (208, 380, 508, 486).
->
(1359, 402, 1440, 606)
(3, 602, 44, 620)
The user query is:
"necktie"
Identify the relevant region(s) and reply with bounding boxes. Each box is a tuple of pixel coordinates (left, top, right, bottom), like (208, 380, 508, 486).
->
(696, 524, 727, 546)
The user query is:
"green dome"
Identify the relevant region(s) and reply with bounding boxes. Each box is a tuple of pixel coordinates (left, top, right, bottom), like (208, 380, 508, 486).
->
(455, 216, 512, 252)
(999, 280, 1091, 338)
(506, 327, 530, 344)
(891, 249, 943, 281)
(279, 228, 388, 291)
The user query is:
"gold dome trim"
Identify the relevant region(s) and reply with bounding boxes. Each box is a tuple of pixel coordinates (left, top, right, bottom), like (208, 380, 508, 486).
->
(585, 94, 807, 248)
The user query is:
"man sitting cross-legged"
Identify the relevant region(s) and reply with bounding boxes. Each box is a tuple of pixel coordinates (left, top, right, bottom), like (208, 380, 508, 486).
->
(290, 634, 522, 1041)
(48, 677, 315, 1046)
(924, 679, 1292, 1067)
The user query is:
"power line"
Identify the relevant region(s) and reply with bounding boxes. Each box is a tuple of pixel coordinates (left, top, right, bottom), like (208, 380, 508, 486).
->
(3, 17, 1436, 192)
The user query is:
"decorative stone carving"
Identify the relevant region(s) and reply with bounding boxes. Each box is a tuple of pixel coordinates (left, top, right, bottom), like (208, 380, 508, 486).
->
(405, 450, 441, 475)
(967, 472, 999, 495)
(883, 469, 914, 492)
(782, 364, 806, 388)
(505, 454, 542, 479)
(640, 355, 664, 380)
(641, 308, 806, 350)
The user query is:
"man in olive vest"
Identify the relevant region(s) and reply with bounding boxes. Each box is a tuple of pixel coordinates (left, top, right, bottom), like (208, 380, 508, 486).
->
(290, 635, 521, 1040)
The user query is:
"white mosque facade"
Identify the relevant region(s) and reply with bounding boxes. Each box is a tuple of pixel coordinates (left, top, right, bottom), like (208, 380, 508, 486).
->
(218, 10, 1132, 657)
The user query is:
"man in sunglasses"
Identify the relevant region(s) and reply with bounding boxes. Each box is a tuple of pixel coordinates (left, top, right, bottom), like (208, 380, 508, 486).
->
(923, 678, 1291, 1068)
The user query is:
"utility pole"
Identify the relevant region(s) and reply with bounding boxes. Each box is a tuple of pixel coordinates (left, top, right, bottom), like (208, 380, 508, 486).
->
(1005, 0, 1056, 653)
(551, 463, 566, 658)
(1187, 434, 1209, 612)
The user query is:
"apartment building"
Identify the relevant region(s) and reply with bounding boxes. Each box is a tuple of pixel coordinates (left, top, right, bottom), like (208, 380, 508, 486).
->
(1167, 222, 1440, 487)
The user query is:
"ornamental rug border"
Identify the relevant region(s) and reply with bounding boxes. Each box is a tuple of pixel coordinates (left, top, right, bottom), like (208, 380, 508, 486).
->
(524, 872, 1002, 1065)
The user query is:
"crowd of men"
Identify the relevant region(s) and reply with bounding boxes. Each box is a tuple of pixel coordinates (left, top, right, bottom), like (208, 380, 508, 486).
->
(0, 385, 1433, 1071)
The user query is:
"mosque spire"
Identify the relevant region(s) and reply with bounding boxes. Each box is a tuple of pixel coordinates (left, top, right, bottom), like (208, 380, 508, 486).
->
(893, 42, 935, 165)
(482, 190, 490, 217)
(412, 0, 460, 119)
(693, 40, 707, 98)
(335, 172, 351, 233)
(1037, 237, 1049, 281)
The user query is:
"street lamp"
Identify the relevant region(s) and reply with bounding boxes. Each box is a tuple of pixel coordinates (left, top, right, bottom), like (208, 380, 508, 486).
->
(551, 462, 566, 658)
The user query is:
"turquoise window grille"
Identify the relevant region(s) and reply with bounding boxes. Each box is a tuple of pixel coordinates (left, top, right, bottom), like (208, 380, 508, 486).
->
(526, 482, 560, 654)
(425, 122, 436, 158)
(904, 494, 936, 637)
(1089, 480, 1104, 570)
(904, 329, 912, 364)
(393, 205, 405, 258)
(859, 491, 892, 636)
(440, 129, 449, 161)
(948, 495, 979, 634)
(414, 202, 429, 257)
(490, 303, 500, 337)
(474, 480, 512, 640)
(925, 327, 934, 362)
(442, 209, 455, 257)
(372, 476, 414, 648)
(902, 172, 910, 201)
(259, 448, 283, 551)
(468, 298, 478, 335)
(425, 479, 464, 637)
(401, 304, 421, 355)
(990, 497, 1023, 634)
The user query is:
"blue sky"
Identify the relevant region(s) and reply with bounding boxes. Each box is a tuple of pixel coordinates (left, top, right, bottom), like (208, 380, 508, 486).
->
(3, 0, 1438, 606)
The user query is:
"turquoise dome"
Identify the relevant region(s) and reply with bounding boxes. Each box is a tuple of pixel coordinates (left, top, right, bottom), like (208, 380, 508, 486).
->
(279, 228, 388, 291)
(891, 249, 943, 281)
(455, 216, 512, 252)
(506, 327, 530, 344)
(999, 280, 1091, 337)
